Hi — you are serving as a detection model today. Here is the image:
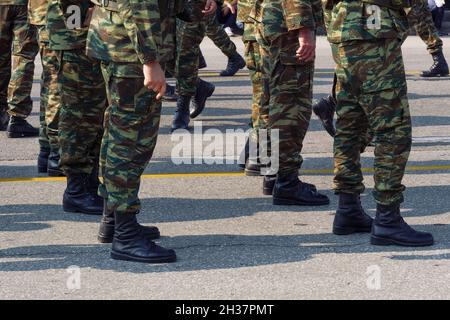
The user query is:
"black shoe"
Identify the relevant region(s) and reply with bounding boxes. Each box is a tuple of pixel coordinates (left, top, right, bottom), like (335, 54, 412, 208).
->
(199, 51, 207, 69)
(421, 51, 449, 77)
(63, 174, 104, 215)
(264, 174, 317, 196)
(98, 200, 160, 243)
(111, 212, 176, 263)
(273, 172, 329, 206)
(171, 95, 191, 132)
(333, 193, 373, 235)
(47, 151, 64, 177)
(87, 163, 100, 195)
(6, 116, 39, 138)
(38, 149, 50, 173)
(190, 79, 215, 119)
(0, 110, 9, 131)
(371, 204, 434, 247)
(313, 95, 336, 137)
(220, 53, 246, 77)
(163, 83, 178, 102)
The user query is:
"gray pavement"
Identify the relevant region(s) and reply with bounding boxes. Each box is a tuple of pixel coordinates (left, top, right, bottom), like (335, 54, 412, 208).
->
(1, 36, 450, 300)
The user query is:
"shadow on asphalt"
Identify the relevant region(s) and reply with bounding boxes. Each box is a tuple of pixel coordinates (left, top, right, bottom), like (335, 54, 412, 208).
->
(0, 181, 449, 273)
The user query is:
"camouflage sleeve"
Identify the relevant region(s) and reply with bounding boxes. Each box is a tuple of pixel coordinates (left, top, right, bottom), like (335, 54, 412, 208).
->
(118, 0, 162, 64)
(281, 0, 321, 31)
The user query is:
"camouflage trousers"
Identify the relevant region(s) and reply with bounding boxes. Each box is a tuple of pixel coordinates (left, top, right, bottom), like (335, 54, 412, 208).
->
(243, 23, 267, 130)
(0, 5, 39, 118)
(256, 26, 313, 176)
(36, 26, 60, 152)
(332, 38, 412, 206)
(98, 62, 162, 214)
(176, 14, 237, 96)
(57, 49, 107, 176)
(409, 0, 443, 55)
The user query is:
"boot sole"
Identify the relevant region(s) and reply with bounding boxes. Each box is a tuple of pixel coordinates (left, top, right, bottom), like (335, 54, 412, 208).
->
(220, 61, 247, 77)
(190, 85, 215, 119)
(63, 203, 103, 215)
(263, 188, 273, 196)
(370, 235, 434, 247)
(111, 251, 177, 264)
(7, 132, 39, 138)
(245, 168, 262, 176)
(273, 197, 330, 206)
(333, 225, 372, 235)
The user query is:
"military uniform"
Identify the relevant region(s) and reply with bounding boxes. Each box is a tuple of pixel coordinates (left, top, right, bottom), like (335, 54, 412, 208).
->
(86, 0, 177, 263)
(249, 0, 329, 206)
(251, 0, 323, 176)
(0, 0, 39, 134)
(238, 0, 267, 132)
(47, 0, 106, 214)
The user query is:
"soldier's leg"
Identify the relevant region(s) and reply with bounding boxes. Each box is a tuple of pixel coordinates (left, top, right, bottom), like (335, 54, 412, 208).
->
(0, 5, 13, 130)
(408, 0, 449, 77)
(42, 45, 63, 176)
(205, 14, 245, 76)
(98, 63, 175, 263)
(173, 19, 214, 130)
(266, 30, 329, 206)
(58, 49, 106, 215)
(6, 5, 39, 137)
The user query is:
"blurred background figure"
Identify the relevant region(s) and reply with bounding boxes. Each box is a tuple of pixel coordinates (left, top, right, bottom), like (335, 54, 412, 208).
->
(217, 0, 243, 37)
(429, 0, 448, 35)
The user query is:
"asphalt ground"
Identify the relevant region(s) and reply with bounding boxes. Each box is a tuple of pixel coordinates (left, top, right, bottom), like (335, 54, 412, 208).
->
(0, 36, 450, 300)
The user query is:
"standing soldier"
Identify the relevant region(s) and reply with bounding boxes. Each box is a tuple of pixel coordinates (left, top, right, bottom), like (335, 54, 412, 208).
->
(314, 0, 449, 137)
(250, 0, 330, 206)
(47, 0, 106, 214)
(86, 0, 216, 263)
(325, 0, 434, 246)
(28, 0, 64, 176)
(0, 0, 39, 137)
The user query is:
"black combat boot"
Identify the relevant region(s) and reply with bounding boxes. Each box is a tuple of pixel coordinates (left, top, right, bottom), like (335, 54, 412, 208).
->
(273, 172, 329, 206)
(421, 51, 449, 77)
(6, 116, 39, 138)
(220, 52, 246, 77)
(333, 193, 373, 235)
(199, 50, 207, 69)
(238, 138, 250, 170)
(37, 148, 50, 173)
(163, 83, 178, 102)
(87, 164, 100, 195)
(190, 79, 215, 119)
(111, 212, 176, 263)
(264, 175, 317, 196)
(98, 200, 160, 243)
(313, 95, 336, 137)
(0, 109, 9, 131)
(63, 174, 103, 215)
(371, 204, 434, 247)
(47, 150, 64, 177)
(171, 95, 191, 132)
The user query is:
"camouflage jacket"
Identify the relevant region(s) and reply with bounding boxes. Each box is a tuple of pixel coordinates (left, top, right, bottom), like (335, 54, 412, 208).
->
(47, 0, 92, 50)
(28, 0, 48, 26)
(86, 0, 162, 65)
(0, 0, 28, 5)
(237, 0, 255, 23)
(249, 0, 323, 40)
(325, 1, 409, 43)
